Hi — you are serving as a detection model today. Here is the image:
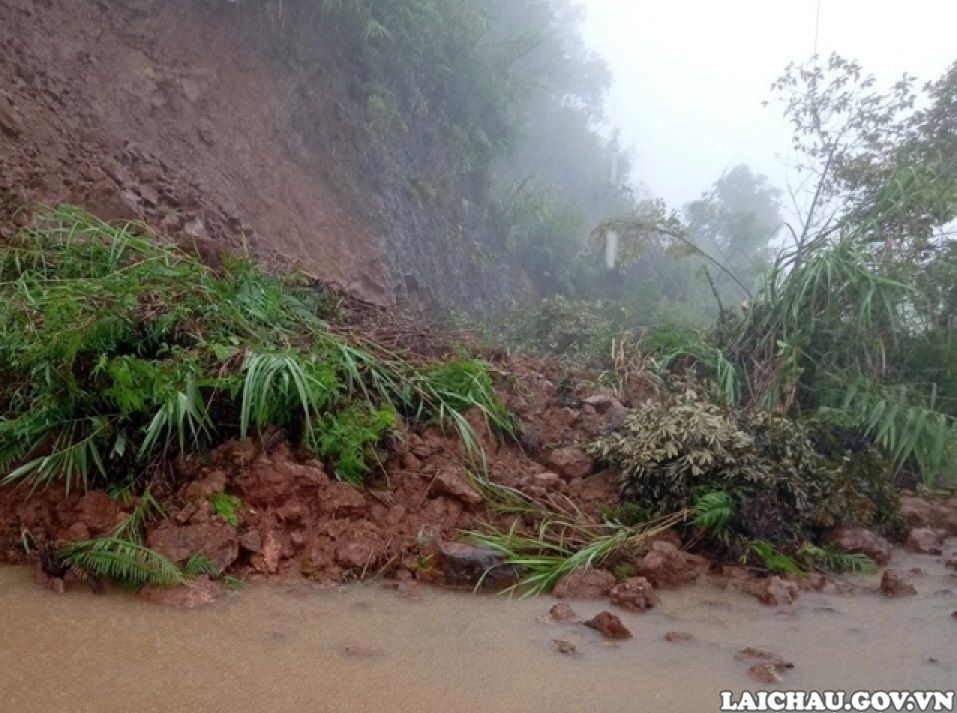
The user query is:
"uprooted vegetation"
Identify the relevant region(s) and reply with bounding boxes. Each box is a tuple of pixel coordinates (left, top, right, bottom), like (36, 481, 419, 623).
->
(0, 204, 943, 595)
(0, 206, 521, 586)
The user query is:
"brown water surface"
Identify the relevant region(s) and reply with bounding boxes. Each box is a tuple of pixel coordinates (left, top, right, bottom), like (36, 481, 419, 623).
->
(1, 548, 955, 713)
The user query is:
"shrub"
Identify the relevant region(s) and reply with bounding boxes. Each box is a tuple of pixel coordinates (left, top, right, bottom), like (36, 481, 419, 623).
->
(588, 386, 899, 551)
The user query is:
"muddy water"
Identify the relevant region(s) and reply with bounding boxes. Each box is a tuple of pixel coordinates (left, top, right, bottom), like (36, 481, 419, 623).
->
(1, 550, 955, 713)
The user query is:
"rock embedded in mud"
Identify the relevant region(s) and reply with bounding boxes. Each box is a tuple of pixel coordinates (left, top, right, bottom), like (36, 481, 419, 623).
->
(823, 527, 891, 566)
(546, 446, 593, 481)
(239, 530, 262, 553)
(583, 611, 632, 640)
(139, 575, 223, 609)
(880, 569, 917, 597)
(582, 394, 614, 413)
(609, 577, 660, 612)
(748, 662, 784, 683)
(664, 631, 693, 642)
(552, 567, 617, 599)
(905, 527, 945, 555)
(635, 541, 709, 589)
(432, 541, 518, 591)
(900, 495, 957, 535)
(147, 520, 239, 571)
(335, 541, 376, 570)
(749, 576, 800, 607)
(321, 482, 368, 519)
(251, 530, 282, 574)
(540, 603, 579, 624)
(74, 490, 122, 535)
(430, 468, 484, 508)
(553, 639, 577, 655)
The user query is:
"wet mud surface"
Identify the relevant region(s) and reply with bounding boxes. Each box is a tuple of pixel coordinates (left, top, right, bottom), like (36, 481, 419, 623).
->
(2, 546, 954, 713)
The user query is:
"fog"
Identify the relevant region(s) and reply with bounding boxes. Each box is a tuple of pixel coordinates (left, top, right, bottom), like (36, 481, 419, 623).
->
(581, 0, 957, 209)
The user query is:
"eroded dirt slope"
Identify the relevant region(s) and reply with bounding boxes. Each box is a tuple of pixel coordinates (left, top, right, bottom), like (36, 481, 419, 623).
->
(0, 0, 392, 301)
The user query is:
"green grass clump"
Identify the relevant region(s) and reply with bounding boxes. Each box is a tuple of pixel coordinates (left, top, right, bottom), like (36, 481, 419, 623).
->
(0, 205, 514, 495)
(208, 491, 242, 527)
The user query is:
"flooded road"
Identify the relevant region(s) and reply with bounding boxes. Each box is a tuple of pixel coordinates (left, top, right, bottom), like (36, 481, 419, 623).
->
(1, 550, 955, 713)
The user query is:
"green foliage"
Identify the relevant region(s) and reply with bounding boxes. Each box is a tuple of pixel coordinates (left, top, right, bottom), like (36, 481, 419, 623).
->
(691, 490, 735, 532)
(181, 551, 221, 578)
(0, 206, 509, 494)
(798, 542, 877, 575)
(589, 387, 898, 552)
(208, 491, 242, 527)
(466, 509, 687, 597)
(748, 540, 803, 575)
(316, 405, 396, 485)
(59, 537, 184, 588)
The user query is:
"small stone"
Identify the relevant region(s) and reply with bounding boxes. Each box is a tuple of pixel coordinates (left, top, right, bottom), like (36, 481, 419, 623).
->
(609, 577, 660, 611)
(546, 446, 593, 480)
(239, 530, 262, 553)
(582, 394, 614, 413)
(553, 639, 577, 655)
(335, 541, 375, 570)
(905, 527, 945, 555)
(749, 662, 782, 683)
(433, 541, 517, 591)
(583, 611, 632, 640)
(431, 468, 484, 507)
(539, 603, 579, 623)
(552, 567, 617, 599)
(880, 569, 917, 597)
(749, 576, 800, 606)
(139, 576, 223, 609)
(664, 631, 693, 642)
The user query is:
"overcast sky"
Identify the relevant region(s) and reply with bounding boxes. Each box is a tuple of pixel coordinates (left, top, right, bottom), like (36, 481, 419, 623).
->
(580, 1, 957, 210)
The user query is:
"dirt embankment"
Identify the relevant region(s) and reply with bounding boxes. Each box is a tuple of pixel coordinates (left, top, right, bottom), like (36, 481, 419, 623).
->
(0, 0, 393, 301)
(0, 344, 655, 588)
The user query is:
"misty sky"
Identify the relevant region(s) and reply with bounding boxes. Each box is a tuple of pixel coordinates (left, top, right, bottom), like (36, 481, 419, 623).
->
(581, 1, 957, 211)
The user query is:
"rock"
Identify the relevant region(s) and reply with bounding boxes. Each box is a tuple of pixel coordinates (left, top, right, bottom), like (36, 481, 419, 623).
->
(553, 639, 577, 655)
(905, 527, 945, 555)
(583, 611, 632, 640)
(736, 647, 794, 682)
(823, 527, 891, 566)
(147, 521, 238, 571)
(945, 555, 957, 571)
(61, 521, 91, 542)
(250, 530, 282, 574)
(952, 611, 957, 621)
(335, 541, 376, 570)
(431, 469, 484, 507)
(75, 491, 122, 535)
(737, 648, 795, 684)
(239, 530, 262, 553)
(749, 576, 800, 606)
(531, 472, 563, 491)
(552, 567, 617, 599)
(433, 541, 517, 591)
(635, 541, 708, 589)
(139, 576, 223, 609)
(880, 569, 917, 597)
(749, 662, 784, 683)
(665, 631, 693, 642)
(900, 496, 957, 535)
(321, 482, 367, 518)
(609, 577, 660, 611)
(546, 446, 593, 480)
(582, 394, 614, 414)
(539, 603, 579, 623)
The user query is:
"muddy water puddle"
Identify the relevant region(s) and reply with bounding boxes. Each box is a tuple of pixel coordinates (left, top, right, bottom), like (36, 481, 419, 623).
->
(1, 550, 955, 713)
